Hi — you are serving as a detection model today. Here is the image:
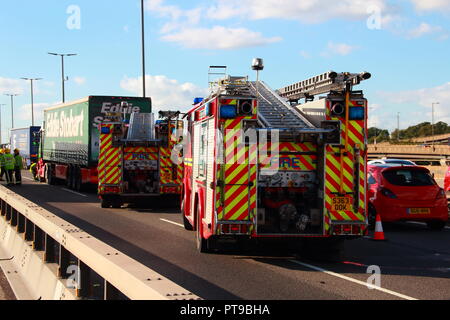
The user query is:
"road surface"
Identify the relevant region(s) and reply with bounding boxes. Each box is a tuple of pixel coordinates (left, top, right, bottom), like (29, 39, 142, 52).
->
(2, 171, 450, 300)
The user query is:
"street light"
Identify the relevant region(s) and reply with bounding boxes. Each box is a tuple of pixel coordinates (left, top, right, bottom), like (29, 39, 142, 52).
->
(4, 93, 19, 129)
(141, 0, 146, 98)
(0, 104, 5, 144)
(431, 102, 439, 141)
(21, 77, 43, 126)
(48, 52, 77, 103)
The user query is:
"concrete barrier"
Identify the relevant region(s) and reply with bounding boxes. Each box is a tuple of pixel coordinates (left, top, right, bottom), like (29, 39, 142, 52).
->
(0, 186, 200, 300)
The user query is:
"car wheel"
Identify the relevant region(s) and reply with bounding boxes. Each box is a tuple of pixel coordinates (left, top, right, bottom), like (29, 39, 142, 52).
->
(427, 220, 446, 231)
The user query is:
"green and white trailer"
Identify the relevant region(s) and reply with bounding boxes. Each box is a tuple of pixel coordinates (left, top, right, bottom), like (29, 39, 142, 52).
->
(37, 96, 152, 190)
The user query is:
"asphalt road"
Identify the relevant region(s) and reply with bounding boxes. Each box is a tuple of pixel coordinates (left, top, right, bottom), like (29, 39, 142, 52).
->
(3, 171, 450, 300)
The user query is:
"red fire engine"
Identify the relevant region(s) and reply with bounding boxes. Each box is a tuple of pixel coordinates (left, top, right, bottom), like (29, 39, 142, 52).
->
(181, 65, 370, 253)
(97, 110, 183, 208)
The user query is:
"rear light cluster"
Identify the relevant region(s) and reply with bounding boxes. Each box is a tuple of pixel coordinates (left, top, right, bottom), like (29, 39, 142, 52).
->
(379, 187, 397, 199)
(221, 224, 249, 235)
(436, 188, 446, 200)
(162, 186, 179, 194)
(333, 224, 362, 235)
(104, 186, 120, 193)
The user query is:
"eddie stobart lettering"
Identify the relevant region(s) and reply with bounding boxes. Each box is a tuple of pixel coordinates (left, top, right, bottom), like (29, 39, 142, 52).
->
(46, 109, 84, 138)
(92, 102, 141, 128)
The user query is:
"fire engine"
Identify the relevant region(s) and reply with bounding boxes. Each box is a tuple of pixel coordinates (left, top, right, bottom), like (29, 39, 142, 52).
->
(181, 63, 371, 253)
(98, 107, 183, 208)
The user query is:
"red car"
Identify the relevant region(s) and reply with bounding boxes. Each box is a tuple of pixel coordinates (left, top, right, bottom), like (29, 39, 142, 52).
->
(445, 166, 450, 195)
(368, 164, 448, 230)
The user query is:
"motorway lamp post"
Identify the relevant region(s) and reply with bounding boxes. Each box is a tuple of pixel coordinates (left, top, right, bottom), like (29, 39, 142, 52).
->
(0, 104, 5, 144)
(141, 0, 146, 98)
(48, 52, 77, 103)
(21, 77, 42, 126)
(4, 93, 19, 129)
(431, 102, 439, 142)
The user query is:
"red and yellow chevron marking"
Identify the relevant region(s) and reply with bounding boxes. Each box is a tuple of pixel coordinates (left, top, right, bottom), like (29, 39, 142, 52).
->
(324, 100, 367, 225)
(258, 142, 317, 171)
(98, 124, 122, 190)
(218, 119, 257, 222)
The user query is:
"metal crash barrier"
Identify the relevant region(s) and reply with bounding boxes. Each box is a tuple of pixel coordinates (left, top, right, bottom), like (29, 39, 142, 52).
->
(0, 186, 200, 300)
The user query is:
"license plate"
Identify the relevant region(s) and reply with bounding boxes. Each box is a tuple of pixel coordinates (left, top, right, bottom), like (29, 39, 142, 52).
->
(331, 197, 351, 211)
(408, 208, 430, 214)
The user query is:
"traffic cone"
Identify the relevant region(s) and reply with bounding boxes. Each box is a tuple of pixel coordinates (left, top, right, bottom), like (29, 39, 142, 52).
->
(371, 213, 387, 241)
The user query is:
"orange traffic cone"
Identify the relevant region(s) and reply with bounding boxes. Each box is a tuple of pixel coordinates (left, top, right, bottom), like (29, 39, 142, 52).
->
(372, 213, 387, 241)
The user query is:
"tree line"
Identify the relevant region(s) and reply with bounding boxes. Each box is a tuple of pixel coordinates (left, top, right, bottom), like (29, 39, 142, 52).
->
(368, 121, 450, 144)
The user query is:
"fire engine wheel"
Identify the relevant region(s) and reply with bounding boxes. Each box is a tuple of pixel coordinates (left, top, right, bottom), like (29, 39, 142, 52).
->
(181, 200, 193, 230)
(101, 198, 112, 208)
(196, 209, 210, 253)
(368, 205, 377, 230)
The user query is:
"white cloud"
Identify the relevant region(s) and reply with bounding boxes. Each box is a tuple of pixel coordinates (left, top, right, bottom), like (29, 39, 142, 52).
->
(17, 102, 51, 124)
(321, 42, 359, 57)
(120, 75, 209, 113)
(299, 50, 311, 59)
(146, 0, 281, 49)
(206, 0, 394, 24)
(407, 22, 445, 39)
(409, 0, 450, 12)
(0, 77, 25, 95)
(74, 77, 86, 85)
(161, 26, 281, 50)
(379, 82, 450, 124)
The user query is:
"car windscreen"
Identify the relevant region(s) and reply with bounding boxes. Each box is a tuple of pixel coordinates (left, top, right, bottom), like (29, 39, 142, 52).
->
(384, 160, 414, 165)
(382, 169, 435, 186)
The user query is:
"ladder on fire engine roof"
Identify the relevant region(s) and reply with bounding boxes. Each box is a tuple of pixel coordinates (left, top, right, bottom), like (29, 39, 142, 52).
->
(126, 112, 155, 141)
(249, 81, 315, 129)
(277, 71, 371, 102)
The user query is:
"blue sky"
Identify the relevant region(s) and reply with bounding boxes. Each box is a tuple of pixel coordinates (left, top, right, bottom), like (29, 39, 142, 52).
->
(1, 0, 450, 143)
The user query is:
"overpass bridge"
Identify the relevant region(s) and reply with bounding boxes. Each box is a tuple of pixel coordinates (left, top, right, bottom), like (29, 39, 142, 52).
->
(368, 143, 450, 161)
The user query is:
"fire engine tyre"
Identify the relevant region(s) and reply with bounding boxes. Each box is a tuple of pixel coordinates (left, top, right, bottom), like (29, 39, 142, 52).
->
(101, 198, 112, 208)
(301, 238, 345, 263)
(181, 200, 193, 230)
(368, 205, 377, 230)
(196, 208, 210, 253)
(426, 220, 446, 231)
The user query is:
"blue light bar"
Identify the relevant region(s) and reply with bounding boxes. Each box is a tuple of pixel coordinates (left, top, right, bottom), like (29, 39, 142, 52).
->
(220, 105, 237, 118)
(101, 127, 110, 134)
(194, 97, 204, 105)
(349, 106, 365, 120)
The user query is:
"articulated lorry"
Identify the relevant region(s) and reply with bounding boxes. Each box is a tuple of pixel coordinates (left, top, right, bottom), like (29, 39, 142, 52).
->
(37, 96, 152, 191)
(10, 126, 41, 168)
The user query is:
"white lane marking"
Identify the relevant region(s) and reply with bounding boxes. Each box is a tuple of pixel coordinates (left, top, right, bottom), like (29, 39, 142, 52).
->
(160, 218, 184, 228)
(23, 177, 35, 182)
(289, 260, 418, 300)
(406, 221, 450, 230)
(61, 188, 88, 198)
